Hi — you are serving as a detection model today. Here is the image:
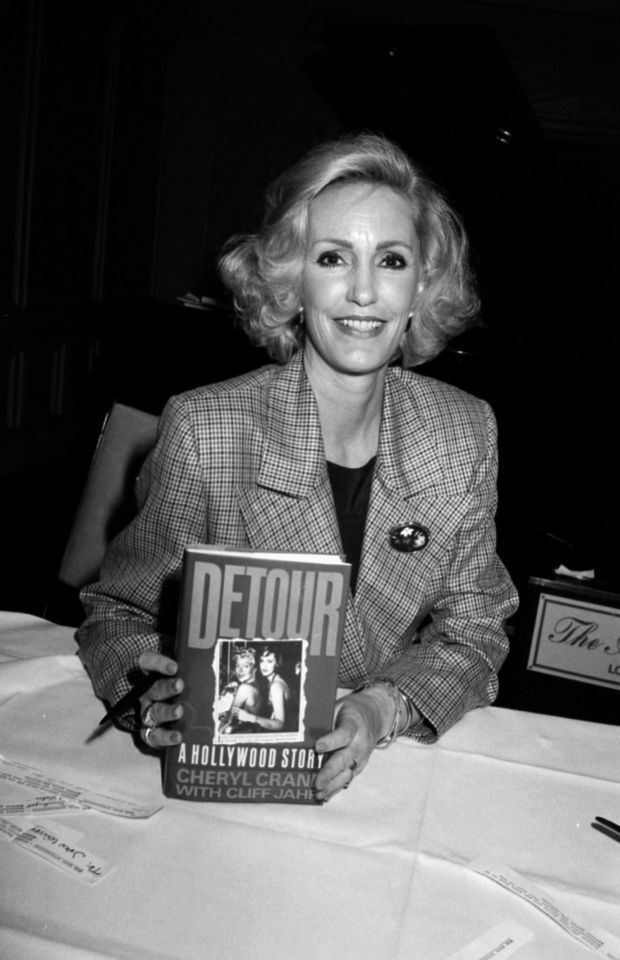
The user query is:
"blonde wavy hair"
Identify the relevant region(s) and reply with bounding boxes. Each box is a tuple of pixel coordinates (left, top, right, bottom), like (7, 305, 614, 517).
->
(218, 132, 479, 366)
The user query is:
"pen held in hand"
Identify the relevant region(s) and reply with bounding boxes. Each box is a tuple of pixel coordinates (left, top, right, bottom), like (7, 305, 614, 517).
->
(98, 673, 156, 726)
(592, 816, 620, 843)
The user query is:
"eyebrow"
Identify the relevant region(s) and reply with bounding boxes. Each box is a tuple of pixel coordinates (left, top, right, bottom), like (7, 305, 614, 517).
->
(310, 237, 415, 252)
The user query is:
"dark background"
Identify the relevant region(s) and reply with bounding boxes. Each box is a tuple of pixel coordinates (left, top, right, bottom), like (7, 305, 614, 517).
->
(1, 0, 619, 717)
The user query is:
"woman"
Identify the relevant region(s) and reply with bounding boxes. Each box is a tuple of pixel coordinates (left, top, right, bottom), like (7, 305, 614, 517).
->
(78, 132, 518, 802)
(217, 647, 263, 734)
(235, 643, 292, 733)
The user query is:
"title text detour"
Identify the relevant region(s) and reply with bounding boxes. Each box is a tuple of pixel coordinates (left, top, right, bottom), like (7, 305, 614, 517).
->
(187, 562, 345, 655)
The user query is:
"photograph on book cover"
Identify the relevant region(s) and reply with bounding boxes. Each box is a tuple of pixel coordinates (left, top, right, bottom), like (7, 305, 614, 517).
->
(214, 638, 307, 745)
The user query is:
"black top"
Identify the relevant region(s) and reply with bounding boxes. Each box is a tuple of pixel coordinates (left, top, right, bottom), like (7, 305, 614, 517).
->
(326, 456, 376, 593)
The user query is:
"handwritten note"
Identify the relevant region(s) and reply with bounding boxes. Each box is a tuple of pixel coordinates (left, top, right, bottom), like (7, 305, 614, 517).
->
(0, 794, 78, 816)
(0, 754, 161, 819)
(470, 859, 620, 958)
(0, 816, 113, 884)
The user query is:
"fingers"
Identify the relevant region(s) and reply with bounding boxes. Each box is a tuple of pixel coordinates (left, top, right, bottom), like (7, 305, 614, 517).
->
(140, 704, 183, 750)
(313, 705, 374, 802)
(140, 673, 184, 707)
(315, 718, 358, 756)
(137, 652, 184, 750)
(141, 696, 183, 727)
(315, 719, 361, 775)
(138, 650, 177, 676)
(314, 751, 361, 803)
(137, 651, 183, 703)
(140, 697, 183, 749)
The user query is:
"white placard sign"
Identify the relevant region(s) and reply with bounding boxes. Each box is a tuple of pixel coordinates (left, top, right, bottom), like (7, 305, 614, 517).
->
(527, 592, 620, 690)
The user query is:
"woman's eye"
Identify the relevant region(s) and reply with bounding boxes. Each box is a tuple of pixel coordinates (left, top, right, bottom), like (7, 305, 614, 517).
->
(316, 251, 343, 267)
(381, 252, 407, 269)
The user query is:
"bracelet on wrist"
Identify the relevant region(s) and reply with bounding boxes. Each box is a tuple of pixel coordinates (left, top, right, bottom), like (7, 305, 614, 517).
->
(356, 678, 408, 749)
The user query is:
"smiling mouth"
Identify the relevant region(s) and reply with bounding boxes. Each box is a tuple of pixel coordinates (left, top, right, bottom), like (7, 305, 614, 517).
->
(336, 316, 384, 333)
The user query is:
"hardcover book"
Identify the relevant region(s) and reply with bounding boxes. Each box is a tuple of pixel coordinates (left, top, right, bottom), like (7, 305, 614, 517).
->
(163, 544, 350, 804)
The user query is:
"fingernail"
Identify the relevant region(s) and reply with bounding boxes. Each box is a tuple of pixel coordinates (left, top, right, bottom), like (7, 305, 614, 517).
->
(172, 732, 182, 744)
(166, 662, 177, 675)
(173, 705, 182, 719)
(172, 679, 183, 693)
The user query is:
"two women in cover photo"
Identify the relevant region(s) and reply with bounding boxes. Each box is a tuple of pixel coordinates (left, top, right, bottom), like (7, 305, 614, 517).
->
(77, 131, 518, 802)
(217, 642, 298, 736)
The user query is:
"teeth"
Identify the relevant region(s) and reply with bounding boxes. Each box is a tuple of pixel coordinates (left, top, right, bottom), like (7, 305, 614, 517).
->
(340, 318, 382, 330)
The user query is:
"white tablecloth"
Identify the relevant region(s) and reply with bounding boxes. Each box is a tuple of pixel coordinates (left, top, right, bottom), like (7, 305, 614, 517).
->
(0, 611, 618, 960)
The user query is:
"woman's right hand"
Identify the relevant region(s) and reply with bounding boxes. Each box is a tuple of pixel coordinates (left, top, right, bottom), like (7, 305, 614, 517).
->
(137, 651, 184, 749)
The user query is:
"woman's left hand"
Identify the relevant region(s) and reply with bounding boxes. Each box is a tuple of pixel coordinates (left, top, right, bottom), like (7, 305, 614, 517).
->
(312, 686, 394, 802)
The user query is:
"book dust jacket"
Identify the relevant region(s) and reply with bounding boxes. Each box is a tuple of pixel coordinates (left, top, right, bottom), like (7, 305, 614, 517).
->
(163, 545, 350, 804)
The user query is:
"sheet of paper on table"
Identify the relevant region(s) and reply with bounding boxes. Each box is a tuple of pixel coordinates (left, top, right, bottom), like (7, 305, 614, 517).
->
(470, 859, 620, 960)
(0, 815, 114, 885)
(0, 754, 162, 818)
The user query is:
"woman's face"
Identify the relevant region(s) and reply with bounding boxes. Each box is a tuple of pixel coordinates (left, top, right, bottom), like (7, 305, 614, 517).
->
(235, 657, 254, 682)
(300, 183, 421, 380)
(260, 652, 277, 678)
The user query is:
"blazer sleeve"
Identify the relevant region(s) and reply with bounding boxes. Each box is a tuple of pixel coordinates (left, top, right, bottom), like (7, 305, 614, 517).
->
(374, 403, 518, 741)
(77, 395, 206, 726)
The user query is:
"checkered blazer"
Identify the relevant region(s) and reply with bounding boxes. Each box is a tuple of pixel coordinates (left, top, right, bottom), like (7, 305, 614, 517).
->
(78, 351, 518, 739)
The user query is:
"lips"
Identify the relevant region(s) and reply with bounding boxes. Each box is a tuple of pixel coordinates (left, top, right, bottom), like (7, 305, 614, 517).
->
(336, 315, 385, 333)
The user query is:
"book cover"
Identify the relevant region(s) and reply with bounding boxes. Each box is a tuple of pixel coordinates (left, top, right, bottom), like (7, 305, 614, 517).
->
(163, 544, 350, 804)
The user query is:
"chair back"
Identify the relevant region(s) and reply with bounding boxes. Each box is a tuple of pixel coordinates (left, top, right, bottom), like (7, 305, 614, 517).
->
(58, 403, 159, 590)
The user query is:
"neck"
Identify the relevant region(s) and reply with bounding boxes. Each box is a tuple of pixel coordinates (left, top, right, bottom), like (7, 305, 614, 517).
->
(303, 354, 385, 467)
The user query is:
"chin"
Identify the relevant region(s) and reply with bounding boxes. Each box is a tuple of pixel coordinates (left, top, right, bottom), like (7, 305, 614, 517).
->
(333, 353, 393, 376)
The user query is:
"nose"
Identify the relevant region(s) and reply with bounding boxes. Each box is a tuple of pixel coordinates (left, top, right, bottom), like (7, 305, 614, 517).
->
(346, 262, 377, 306)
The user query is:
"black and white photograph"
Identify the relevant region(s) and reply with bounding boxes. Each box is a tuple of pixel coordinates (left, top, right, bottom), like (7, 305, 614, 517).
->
(214, 639, 305, 743)
(1, 0, 618, 957)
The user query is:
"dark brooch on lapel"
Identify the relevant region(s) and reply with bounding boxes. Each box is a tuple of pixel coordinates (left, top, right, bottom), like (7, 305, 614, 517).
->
(389, 523, 429, 552)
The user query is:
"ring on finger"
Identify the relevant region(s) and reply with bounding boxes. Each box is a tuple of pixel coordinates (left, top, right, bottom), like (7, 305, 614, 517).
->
(349, 757, 359, 773)
(143, 725, 156, 746)
(141, 703, 157, 728)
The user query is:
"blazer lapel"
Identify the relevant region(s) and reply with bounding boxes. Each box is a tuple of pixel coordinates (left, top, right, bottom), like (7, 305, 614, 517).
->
(236, 354, 367, 680)
(354, 371, 469, 673)
(237, 353, 341, 556)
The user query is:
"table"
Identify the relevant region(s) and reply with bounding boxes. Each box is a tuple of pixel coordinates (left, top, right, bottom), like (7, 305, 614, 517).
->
(0, 611, 618, 960)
